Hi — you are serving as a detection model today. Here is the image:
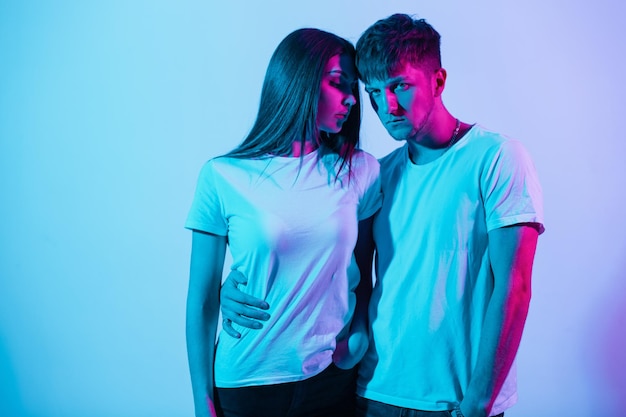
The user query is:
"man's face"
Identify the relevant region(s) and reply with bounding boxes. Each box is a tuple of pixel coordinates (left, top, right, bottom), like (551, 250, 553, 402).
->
(364, 63, 436, 142)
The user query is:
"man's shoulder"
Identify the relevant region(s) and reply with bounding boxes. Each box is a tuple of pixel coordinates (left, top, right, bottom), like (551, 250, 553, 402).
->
(462, 125, 531, 160)
(465, 124, 510, 146)
(378, 145, 407, 169)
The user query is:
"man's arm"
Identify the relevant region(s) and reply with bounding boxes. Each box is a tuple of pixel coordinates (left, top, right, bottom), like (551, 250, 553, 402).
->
(220, 270, 270, 338)
(186, 230, 227, 417)
(334, 216, 375, 369)
(354, 216, 375, 319)
(220, 217, 375, 344)
(459, 224, 539, 417)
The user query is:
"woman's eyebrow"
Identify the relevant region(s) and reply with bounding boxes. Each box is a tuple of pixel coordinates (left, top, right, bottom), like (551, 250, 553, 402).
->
(327, 69, 356, 81)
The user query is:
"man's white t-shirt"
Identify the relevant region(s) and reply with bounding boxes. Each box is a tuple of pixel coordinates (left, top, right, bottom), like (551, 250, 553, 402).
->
(357, 126, 544, 415)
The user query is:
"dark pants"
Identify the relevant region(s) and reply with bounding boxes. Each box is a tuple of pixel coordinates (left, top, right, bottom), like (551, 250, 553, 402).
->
(356, 396, 504, 417)
(215, 364, 356, 417)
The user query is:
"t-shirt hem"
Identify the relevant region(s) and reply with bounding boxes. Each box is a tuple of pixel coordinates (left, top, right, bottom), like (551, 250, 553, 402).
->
(490, 392, 518, 415)
(356, 387, 518, 415)
(487, 214, 545, 234)
(216, 361, 331, 388)
(356, 387, 453, 411)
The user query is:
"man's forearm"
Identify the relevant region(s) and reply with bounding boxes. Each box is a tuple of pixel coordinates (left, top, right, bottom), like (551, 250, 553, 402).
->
(461, 225, 538, 417)
(460, 275, 530, 417)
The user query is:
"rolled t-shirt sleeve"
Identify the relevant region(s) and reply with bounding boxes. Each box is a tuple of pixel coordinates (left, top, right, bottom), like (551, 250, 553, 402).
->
(185, 160, 228, 236)
(482, 139, 545, 234)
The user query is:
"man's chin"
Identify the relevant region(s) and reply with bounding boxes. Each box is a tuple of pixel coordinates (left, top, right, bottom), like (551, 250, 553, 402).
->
(388, 131, 412, 142)
(385, 126, 413, 142)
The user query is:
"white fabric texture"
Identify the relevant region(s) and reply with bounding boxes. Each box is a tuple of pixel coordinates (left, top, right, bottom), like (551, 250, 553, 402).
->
(186, 149, 381, 387)
(356, 125, 544, 415)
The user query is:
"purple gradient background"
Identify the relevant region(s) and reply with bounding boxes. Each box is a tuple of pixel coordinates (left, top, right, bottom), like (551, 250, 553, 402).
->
(1, 1, 624, 416)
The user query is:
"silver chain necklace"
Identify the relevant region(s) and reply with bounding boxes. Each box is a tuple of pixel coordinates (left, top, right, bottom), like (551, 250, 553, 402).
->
(447, 118, 461, 149)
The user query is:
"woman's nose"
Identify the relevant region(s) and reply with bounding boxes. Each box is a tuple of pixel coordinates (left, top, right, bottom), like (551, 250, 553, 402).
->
(344, 92, 356, 107)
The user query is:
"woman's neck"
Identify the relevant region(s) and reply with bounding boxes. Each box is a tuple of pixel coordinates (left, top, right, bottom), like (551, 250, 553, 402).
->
(291, 140, 317, 157)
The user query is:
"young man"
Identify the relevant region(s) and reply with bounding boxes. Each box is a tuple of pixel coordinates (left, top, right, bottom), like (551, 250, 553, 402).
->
(351, 14, 544, 417)
(218, 14, 544, 417)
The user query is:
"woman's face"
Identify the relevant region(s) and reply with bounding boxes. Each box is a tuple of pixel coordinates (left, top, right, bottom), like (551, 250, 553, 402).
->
(316, 53, 357, 134)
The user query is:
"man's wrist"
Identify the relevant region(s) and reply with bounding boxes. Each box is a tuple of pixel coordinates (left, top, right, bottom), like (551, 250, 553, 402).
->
(451, 405, 465, 417)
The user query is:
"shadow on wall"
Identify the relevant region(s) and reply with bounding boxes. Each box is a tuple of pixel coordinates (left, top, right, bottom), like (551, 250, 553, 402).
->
(0, 333, 28, 416)
(589, 261, 626, 413)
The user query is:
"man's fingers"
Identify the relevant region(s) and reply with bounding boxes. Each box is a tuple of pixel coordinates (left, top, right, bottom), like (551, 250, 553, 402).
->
(221, 299, 269, 327)
(220, 269, 271, 333)
(236, 293, 270, 311)
(223, 288, 269, 310)
(221, 319, 241, 338)
(227, 270, 248, 286)
(222, 279, 270, 311)
(228, 314, 265, 329)
(228, 303, 270, 321)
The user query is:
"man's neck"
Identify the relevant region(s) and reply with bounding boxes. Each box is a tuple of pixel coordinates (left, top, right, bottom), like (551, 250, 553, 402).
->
(407, 120, 471, 165)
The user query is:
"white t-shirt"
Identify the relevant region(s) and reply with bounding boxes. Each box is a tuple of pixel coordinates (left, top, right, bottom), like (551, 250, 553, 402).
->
(356, 126, 544, 415)
(186, 149, 381, 388)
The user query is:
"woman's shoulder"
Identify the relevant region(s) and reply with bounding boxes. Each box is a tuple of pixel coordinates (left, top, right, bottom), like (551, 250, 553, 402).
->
(196, 156, 258, 182)
(348, 149, 380, 186)
(351, 148, 380, 168)
(205, 155, 267, 170)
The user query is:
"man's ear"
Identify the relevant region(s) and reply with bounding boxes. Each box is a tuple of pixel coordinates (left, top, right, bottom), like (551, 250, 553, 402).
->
(433, 68, 447, 97)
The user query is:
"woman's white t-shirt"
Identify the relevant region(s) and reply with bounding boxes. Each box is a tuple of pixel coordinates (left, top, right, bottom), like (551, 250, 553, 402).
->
(186, 149, 381, 387)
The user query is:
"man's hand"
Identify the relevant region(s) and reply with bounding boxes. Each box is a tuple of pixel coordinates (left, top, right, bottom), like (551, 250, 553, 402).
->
(220, 270, 270, 338)
(333, 319, 369, 370)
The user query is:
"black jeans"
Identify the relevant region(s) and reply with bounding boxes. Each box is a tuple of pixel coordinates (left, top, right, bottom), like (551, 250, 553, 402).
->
(216, 364, 356, 417)
(356, 396, 504, 417)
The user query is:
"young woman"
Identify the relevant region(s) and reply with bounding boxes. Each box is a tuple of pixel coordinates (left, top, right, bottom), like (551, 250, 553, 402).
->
(185, 28, 381, 417)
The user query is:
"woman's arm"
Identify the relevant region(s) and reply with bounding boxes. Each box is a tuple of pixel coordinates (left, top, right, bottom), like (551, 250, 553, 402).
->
(186, 230, 227, 417)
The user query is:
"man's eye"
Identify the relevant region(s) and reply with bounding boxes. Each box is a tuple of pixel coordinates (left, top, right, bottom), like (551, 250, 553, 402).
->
(367, 89, 380, 97)
(395, 83, 409, 92)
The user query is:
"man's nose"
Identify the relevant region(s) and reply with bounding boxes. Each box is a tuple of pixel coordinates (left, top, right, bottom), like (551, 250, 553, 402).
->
(381, 91, 399, 114)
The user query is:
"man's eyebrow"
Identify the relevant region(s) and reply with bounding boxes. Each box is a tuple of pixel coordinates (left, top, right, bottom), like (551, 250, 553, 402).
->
(385, 76, 406, 84)
(365, 76, 407, 90)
